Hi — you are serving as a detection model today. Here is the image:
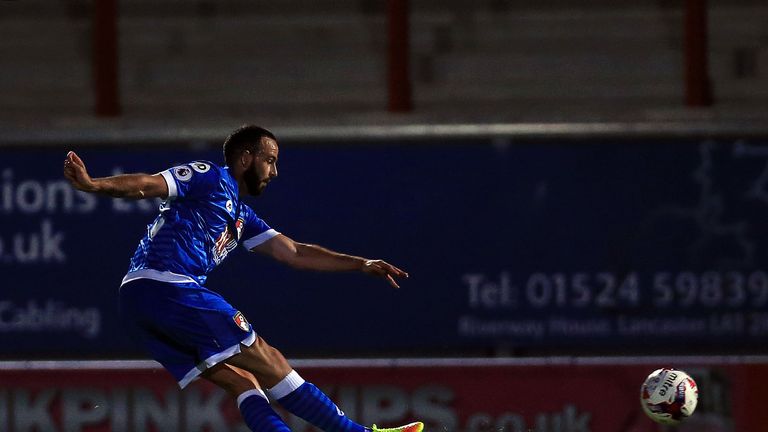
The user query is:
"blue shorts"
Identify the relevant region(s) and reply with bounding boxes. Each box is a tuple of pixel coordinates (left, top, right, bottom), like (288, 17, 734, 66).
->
(119, 278, 256, 388)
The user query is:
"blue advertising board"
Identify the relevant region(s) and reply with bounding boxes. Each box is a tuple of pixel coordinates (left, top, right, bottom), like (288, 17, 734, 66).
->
(1, 138, 767, 357)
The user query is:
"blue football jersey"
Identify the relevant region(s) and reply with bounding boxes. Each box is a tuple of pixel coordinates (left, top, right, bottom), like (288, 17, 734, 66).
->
(122, 161, 278, 286)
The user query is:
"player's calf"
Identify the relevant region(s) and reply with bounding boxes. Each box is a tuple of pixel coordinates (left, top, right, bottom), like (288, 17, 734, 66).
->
(267, 369, 367, 432)
(266, 369, 425, 432)
(238, 388, 292, 432)
(202, 363, 291, 432)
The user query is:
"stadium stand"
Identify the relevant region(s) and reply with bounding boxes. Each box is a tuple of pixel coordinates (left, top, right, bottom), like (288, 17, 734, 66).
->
(0, 0, 767, 123)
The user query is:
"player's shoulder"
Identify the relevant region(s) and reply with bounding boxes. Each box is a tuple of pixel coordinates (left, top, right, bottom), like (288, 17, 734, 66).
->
(169, 160, 220, 179)
(187, 160, 219, 175)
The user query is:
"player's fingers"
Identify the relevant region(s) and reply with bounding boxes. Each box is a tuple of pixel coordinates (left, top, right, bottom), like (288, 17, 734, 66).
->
(364, 260, 406, 286)
(63, 165, 88, 189)
(63, 162, 78, 176)
(389, 264, 408, 278)
(69, 151, 86, 168)
(381, 261, 408, 278)
(64, 163, 82, 178)
(370, 262, 387, 276)
(386, 274, 400, 289)
(63, 167, 79, 182)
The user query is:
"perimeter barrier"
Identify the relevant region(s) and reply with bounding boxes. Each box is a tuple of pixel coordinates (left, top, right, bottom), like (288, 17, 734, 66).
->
(0, 356, 763, 431)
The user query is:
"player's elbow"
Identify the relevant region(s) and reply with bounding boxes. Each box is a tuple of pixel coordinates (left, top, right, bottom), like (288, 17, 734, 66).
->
(276, 252, 301, 268)
(282, 242, 320, 270)
(271, 239, 304, 268)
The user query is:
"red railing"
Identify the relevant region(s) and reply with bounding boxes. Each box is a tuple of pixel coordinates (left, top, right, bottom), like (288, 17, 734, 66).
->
(387, 0, 412, 113)
(684, 0, 712, 107)
(92, 0, 120, 116)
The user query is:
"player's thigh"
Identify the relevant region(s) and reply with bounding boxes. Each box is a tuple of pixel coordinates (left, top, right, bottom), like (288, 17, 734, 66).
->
(226, 336, 292, 388)
(202, 363, 260, 397)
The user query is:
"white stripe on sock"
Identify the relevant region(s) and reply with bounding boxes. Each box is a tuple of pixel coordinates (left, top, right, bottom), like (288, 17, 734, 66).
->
(237, 388, 268, 409)
(267, 370, 306, 400)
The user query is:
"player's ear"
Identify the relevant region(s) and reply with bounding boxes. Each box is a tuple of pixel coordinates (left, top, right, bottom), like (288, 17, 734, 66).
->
(241, 150, 252, 168)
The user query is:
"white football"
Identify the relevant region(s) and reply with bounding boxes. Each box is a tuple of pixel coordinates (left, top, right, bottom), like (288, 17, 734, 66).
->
(640, 368, 699, 425)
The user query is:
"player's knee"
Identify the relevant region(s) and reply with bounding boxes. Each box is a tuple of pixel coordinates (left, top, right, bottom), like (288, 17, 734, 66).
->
(263, 344, 282, 362)
(240, 338, 270, 363)
(266, 346, 292, 380)
(238, 338, 291, 378)
(238, 341, 272, 369)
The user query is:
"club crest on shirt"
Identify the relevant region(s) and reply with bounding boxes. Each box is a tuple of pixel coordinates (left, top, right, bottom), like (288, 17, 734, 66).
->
(173, 166, 193, 181)
(225, 200, 233, 213)
(233, 312, 250, 332)
(212, 218, 245, 264)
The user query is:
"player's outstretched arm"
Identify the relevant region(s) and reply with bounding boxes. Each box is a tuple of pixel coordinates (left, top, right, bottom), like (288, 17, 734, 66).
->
(63, 151, 168, 199)
(253, 234, 409, 288)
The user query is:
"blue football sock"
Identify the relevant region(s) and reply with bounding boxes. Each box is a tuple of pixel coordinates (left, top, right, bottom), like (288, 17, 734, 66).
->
(237, 389, 292, 432)
(268, 370, 366, 432)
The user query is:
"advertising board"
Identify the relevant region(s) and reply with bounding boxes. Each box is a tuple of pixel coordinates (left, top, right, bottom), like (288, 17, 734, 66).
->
(1, 139, 767, 356)
(0, 358, 761, 431)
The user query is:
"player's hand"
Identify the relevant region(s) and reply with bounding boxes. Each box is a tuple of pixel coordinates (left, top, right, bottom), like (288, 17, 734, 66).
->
(361, 259, 408, 289)
(63, 151, 98, 192)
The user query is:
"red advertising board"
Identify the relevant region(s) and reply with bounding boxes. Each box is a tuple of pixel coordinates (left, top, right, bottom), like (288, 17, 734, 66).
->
(0, 358, 763, 431)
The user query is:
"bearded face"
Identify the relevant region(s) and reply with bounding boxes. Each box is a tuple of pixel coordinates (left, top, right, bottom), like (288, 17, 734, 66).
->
(243, 138, 278, 196)
(243, 163, 268, 195)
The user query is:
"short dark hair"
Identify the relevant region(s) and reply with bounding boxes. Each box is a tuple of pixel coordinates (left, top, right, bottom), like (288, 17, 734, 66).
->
(222, 125, 277, 167)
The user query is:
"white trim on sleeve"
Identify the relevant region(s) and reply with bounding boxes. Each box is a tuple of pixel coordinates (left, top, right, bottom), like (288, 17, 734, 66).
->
(242, 229, 280, 250)
(159, 170, 178, 199)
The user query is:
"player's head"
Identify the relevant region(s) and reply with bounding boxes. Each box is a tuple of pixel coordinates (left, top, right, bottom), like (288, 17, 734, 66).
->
(223, 125, 279, 196)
